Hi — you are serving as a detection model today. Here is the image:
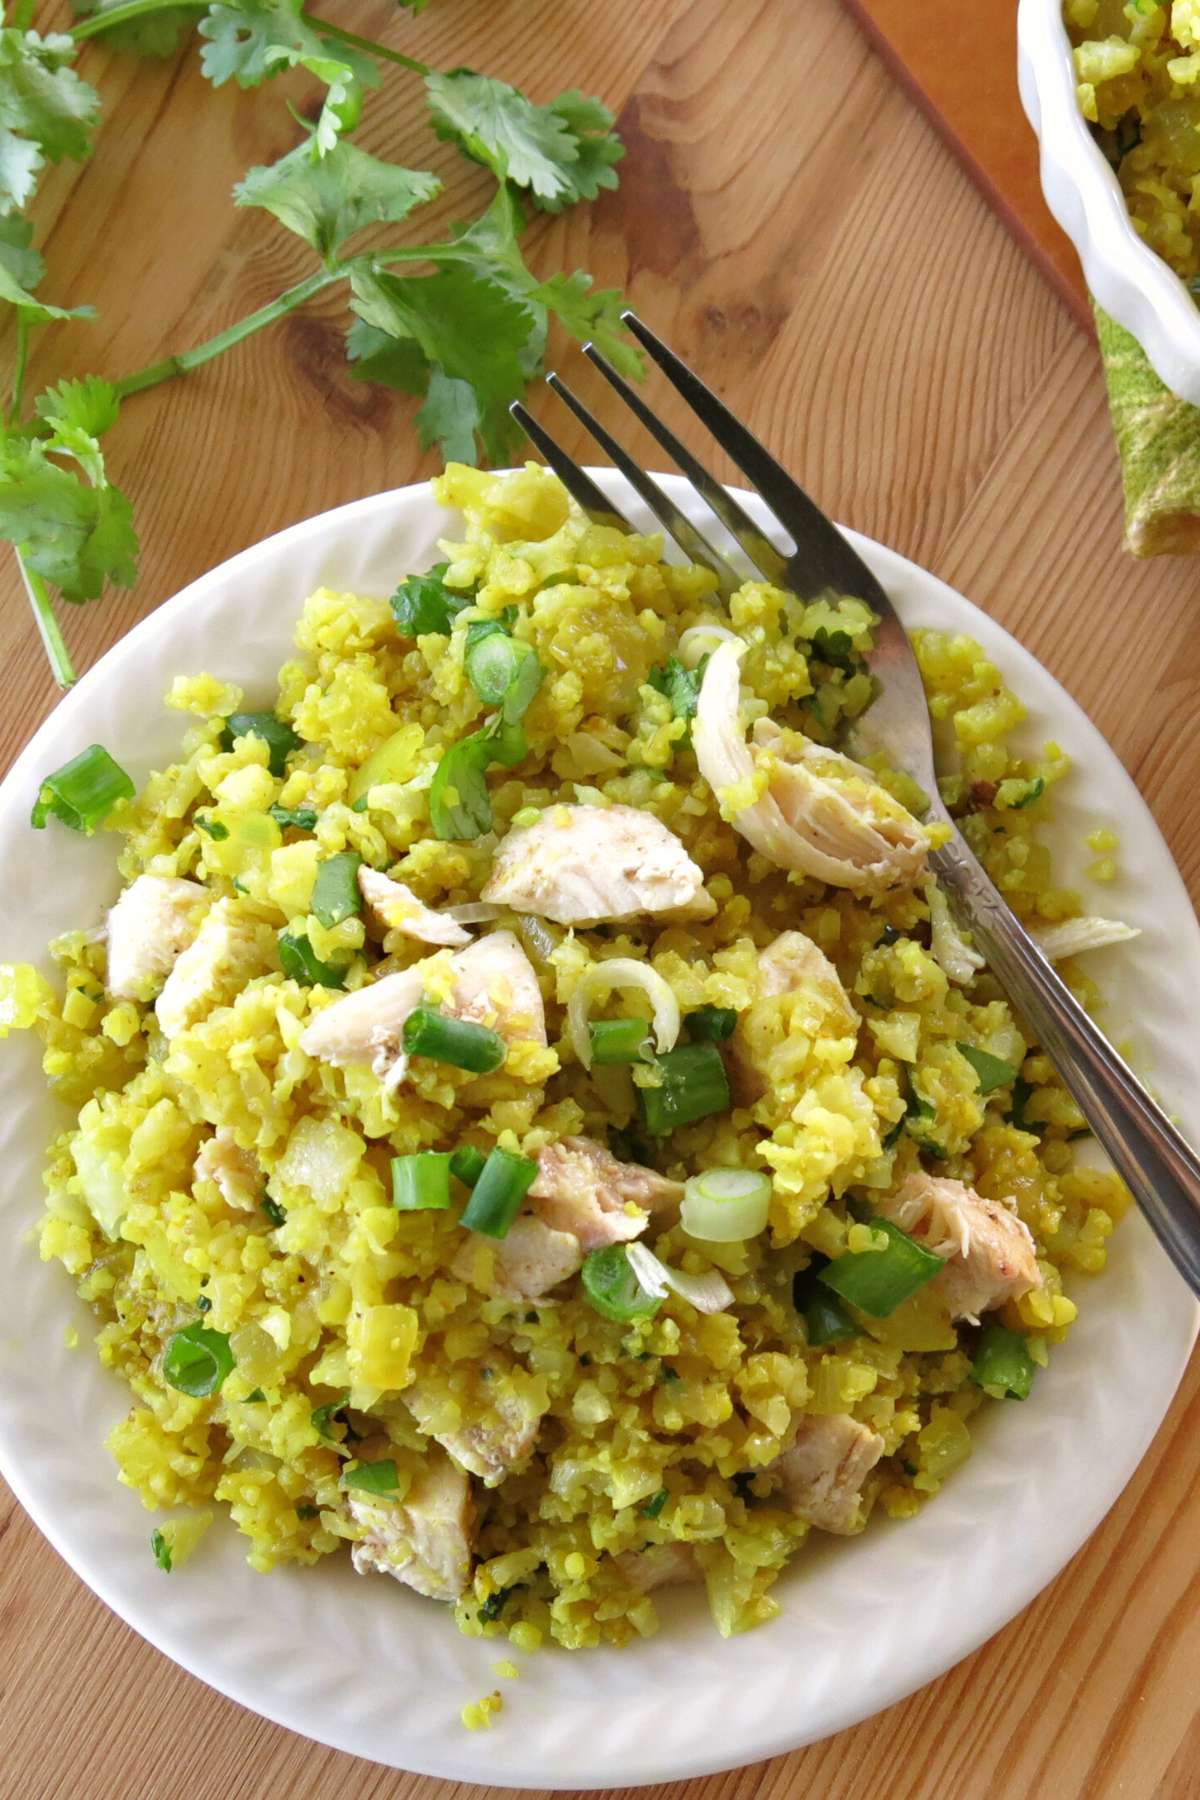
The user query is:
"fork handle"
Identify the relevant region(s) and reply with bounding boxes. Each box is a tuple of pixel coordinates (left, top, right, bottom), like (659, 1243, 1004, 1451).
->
(931, 831, 1200, 1299)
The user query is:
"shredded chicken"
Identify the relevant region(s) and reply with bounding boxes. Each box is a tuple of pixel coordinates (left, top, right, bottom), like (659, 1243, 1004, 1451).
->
(348, 1445, 474, 1601)
(774, 1413, 885, 1535)
(155, 898, 266, 1038)
(729, 929, 858, 1103)
(405, 1377, 542, 1488)
(528, 1135, 683, 1250)
(876, 1170, 1043, 1321)
(615, 1542, 701, 1592)
(1032, 916, 1140, 961)
(358, 867, 471, 948)
(481, 803, 715, 925)
(193, 1128, 261, 1211)
(694, 641, 927, 892)
(451, 1213, 583, 1301)
(105, 874, 207, 1000)
(299, 929, 544, 1085)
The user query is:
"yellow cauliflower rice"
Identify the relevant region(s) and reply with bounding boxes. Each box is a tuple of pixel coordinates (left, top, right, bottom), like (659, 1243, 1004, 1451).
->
(1, 463, 1132, 1652)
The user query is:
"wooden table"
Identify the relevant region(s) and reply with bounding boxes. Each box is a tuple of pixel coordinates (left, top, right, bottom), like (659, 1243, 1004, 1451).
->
(3, 1, 1199, 1794)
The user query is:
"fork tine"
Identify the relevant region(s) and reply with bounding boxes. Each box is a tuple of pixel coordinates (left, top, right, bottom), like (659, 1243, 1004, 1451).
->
(581, 343, 789, 589)
(621, 312, 887, 602)
(508, 401, 635, 530)
(544, 373, 742, 595)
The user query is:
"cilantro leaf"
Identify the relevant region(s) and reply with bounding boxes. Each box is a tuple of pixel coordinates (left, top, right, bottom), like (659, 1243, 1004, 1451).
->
(0, 436, 137, 600)
(429, 730, 493, 840)
(70, 0, 195, 58)
(199, 1, 379, 113)
(0, 253, 92, 323)
(426, 70, 580, 203)
(648, 654, 708, 739)
(530, 270, 642, 378)
(0, 128, 42, 213)
(0, 213, 42, 292)
(349, 262, 532, 461)
(35, 375, 120, 438)
(390, 563, 471, 636)
(416, 369, 480, 464)
(236, 136, 440, 261)
(0, 30, 101, 193)
(538, 90, 624, 212)
(344, 318, 428, 393)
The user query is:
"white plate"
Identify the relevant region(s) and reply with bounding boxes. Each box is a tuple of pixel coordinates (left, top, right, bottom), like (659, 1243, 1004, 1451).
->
(0, 474, 1195, 1788)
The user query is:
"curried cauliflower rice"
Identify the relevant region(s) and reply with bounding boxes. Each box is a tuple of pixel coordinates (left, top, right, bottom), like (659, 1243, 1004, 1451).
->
(1, 464, 1132, 1651)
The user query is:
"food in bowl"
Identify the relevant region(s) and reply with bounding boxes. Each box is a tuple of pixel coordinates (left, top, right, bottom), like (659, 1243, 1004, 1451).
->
(0, 465, 1133, 1651)
(1066, 0, 1200, 284)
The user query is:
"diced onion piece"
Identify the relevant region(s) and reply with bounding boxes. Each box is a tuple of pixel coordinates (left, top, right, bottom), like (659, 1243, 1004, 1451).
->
(567, 957, 681, 1071)
(1032, 916, 1140, 961)
(625, 1241, 734, 1314)
(681, 1168, 771, 1243)
(678, 623, 742, 669)
(444, 902, 504, 925)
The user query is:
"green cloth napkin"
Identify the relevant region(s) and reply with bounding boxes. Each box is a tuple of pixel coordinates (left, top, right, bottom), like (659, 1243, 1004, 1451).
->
(1095, 303, 1200, 557)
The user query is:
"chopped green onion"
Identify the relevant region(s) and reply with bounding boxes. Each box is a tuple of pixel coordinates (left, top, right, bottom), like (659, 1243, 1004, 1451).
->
(793, 1271, 859, 1346)
(150, 1528, 172, 1573)
(296, 1503, 319, 1520)
(640, 1488, 669, 1519)
(956, 1043, 1019, 1095)
(390, 564, 471, 637)
(311, 851, 363, 928)
(162, 1322, 235, 1397)
(340, 1458, 400, 1495)
(1007, 1077, 1036, 1132)
(465, 607, 517, 647)
(219, 711, 301, 777)
(681, 1167, 771, 1242)
(639, 1043, 731, 1135)
(31, 744, 134, 833)
(261, 1196, 286, 1228)
(391, 1151, 453, 1211)
(581, 1244, 663, 1323)
(459, 1147, 538, 1238)
(817, 1219, 944, 1318)
(278, 931, 347, 989)
(589, 1017, 652, 1065)
(466, 632, 531, 706)
(310, 1390, 350, 1439)
(450, 1144, 488, 1187)
(402, 1005, 506, 1073)
(194, 815, 228, 840)
(269, 804, 318, 831)
(478, 1584, 513, 1622)
(244, 1388, 266, 1403)
(196, 1294, 212, 1314)
(685, 1005, 737, 1042)
(971, 1324, 1036, 1399)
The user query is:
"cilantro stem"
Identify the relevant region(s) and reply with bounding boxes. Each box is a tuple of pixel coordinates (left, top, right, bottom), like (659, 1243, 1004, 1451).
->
(18, 554, 75, 689)
(303, 15, 429, 75)
(71, 0, 206, 42)
(111, 267, 343, 400)
(10, 313, 29, 426)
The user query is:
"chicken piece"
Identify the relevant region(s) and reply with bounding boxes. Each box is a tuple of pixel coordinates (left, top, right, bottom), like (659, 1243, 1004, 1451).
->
(1032, 916, 1140, 961)
(105, 874, 208, 1000)
(528, 1135, 683, 1250)
(452, 1213, 583, 1300)
(405, 1374, 544, 1488)
(155, 899, 266, 1038)
(730, 930, 858, 1103)
(193, 1128, 260, 1210)
(875, 1171, 1042, 1322)
(299, 929, 545, 1085)
(358, 867, 471, 948)
(482, 804, 715, 926)
(348, 1447, 474, 1602)
(694, 641, 927, 892)
(615, 1542, 700, 1592)
(774, 1413, 885, 1535)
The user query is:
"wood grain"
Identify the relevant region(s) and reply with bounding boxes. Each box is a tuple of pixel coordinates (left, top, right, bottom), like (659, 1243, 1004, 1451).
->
(2, 2, 1198, 1796)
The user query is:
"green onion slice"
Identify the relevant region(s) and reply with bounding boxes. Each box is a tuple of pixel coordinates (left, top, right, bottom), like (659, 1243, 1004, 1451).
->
(580, 1244, 663, 1324)
(956, 1042, 1019, 1095)
(459, 1147, 538, 1238)
(817, 1219, 944, 1318)
(162, 1322, 236, 1397)
(402, 1006, 506, 1074)
(278, 931, 347, 989)
(680, 1167, 771, 1243)
(311, 851, 363, 928)
(269, 804, 318, 831)
(261, 1196, 286, 1227)
(639, 1043, 731, 1135)
(219, 711, 301, 777)
(793, 1273, 859, 1346)
(588, 1018, 652, 1065)
(31, 744, 134, 833)
(340, 1458, 400, 1495)
(310, 1390, 350, 1439)
(639, 1488, 669, 1519)
(970, 1324, 1036, 1399)
(391, 1151, 453, 1212)
(150, 1528, 172, 1573)
(450, 1144, 488, 1187)
(194, 815, 228, 840)
(685, 1005, 737, 1042)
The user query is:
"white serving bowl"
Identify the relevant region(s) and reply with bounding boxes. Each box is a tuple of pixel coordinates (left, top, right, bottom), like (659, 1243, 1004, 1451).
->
(0, 474, 1196, 1785)
(1018, 0, 1200, 401)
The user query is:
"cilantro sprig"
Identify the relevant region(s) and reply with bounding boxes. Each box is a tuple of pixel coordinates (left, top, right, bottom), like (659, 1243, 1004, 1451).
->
(0, 1, 639, 688)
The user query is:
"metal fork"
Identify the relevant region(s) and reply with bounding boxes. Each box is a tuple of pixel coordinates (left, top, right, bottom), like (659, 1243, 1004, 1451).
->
(511, 312, 1200, 1301)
